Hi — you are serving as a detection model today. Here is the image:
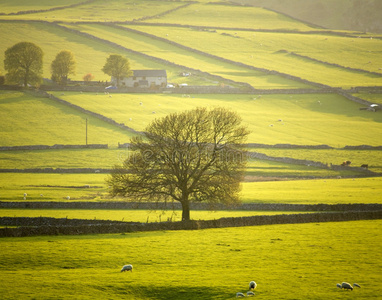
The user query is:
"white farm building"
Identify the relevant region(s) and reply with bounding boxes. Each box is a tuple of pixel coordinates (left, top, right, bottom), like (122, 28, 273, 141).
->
(113, 70, 167, 88)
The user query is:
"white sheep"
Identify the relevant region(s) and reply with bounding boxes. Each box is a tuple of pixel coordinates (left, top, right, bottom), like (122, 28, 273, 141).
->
(24, 193, 27, 197)
(353, 283, 361, 288)
(247, 291, 255, 297)
(337, 282, 353, 290)
(121, 264, 133, 272)
(249, 281, 257, 290)
(236, 292, 245, 297)
(66, 196, 70, 200)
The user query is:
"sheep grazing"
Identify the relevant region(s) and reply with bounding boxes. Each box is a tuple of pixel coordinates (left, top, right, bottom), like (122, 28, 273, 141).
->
(24, 193, 27, 197)
(66, 196, 70, 200)
(236, 292, 245, 297)
(337, 282, 353, 290)
(353, 283, 361, 288)
(247, 291, 255, 297)
(121, 264, 133, 272)
(249, 281, 257, 290)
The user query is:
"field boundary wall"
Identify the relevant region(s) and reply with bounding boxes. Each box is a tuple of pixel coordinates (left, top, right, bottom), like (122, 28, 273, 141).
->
(0, 0, 96, 16)
(0, 210, 381, 237)
(1, 201, 381, 212)
(0, 144, 107, 151)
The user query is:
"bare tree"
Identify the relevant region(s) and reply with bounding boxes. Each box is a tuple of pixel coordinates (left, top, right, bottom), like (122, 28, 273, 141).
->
(107, 107, 249, 221)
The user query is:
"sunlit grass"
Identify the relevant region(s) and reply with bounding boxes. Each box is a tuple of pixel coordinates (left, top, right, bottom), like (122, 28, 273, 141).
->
(0, 173, 108, 201)
(1, 220, 381, 299)
(253, 148, 382, 173)
(0, 0, 82, 14)
(53, 92, 382, 147)
(1, 174, 381, 204)
(354, 93, 382, 106)
(0, 0, 182, 22)
(62, 23, 309, 89)
(0, 22, 191, 83)
(241, 177, 382, 204)
(0, 91, 133, 147)
(129, 25, 382, 88)
(0, 209, 316, 223)
(143, 2, 316, 31)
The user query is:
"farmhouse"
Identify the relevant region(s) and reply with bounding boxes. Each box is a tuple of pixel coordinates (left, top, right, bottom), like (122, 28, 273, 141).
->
(113, 70, 167, 88)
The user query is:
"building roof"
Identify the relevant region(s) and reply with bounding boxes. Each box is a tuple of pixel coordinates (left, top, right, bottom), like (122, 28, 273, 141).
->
(133, 70, 167, 77)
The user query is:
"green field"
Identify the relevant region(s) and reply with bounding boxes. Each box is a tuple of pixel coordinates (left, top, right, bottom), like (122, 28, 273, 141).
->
(63, 23, 310, 89)
(127, 25, 382, 86)
(0, 91, 133, 146)
(252, 148, 382, 173)
(1, 220, 381, 299)
(0, 1, 381, 299)
(0, 22, 190, 84)
(1, 174, 381, 205)
(52, 92, 382, 147)
(0, 209, 317, 223)
(5, 90, 382, 148)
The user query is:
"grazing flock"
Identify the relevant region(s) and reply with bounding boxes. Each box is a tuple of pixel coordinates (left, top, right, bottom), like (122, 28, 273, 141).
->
(121, 265, 361, 297)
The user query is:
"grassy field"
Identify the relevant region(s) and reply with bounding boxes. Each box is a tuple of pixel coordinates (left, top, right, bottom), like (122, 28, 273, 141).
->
(61, 23, 309, 89)
(134, 2, 318, 31)
(0, 22, 194, 83)
(0, 209, 316, 223)
(354, 93, 382, 105)
(1, 220, 381, 299)
(1, 174, 381, 204)
(0, 0, 83, 14)
(0, 148, 355, 178)
(65, 22, 382, 88)
(129, 25, 382, 76)
(0, 0, 183, 22)
(52, 92, 382, 147)
(0, 2, 381, 299)
(0, 173, 108, 202)
(0, 91, 133, 146)
(252, 148, 382, 173)
(241, 177, 382, 204)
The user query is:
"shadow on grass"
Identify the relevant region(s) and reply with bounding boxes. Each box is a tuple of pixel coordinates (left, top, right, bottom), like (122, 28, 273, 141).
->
(125, 285, 232, 300)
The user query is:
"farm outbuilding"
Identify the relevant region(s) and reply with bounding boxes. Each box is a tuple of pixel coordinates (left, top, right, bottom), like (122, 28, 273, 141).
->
(113, 70, 167, 88)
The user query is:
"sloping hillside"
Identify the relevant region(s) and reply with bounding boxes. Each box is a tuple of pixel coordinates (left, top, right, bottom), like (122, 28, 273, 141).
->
(235, 0, 382, 33)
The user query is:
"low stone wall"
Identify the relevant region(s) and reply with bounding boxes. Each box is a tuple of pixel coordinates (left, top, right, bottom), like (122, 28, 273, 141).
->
(246, 143, 334, 149)
(0, 144, 108, 151)
(0, 168, 110, 174)
(1, 210, 381, 237)
(1, 201, 381, 212)
(0, 0, 96, 16)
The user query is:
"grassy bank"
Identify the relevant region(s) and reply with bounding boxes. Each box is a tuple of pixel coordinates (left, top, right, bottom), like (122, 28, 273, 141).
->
(0, 220, 380, 299)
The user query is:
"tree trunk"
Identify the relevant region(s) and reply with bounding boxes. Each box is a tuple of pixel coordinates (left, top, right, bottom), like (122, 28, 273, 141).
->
(181, 200, 190, 221)
(24, 69, 29, 87)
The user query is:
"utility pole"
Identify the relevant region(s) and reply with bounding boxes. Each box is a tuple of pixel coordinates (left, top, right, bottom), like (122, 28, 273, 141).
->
(86, 118, 88, 145)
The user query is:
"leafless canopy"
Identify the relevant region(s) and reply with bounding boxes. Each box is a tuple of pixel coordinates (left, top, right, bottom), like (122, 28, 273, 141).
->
(108, 107, 250, 221)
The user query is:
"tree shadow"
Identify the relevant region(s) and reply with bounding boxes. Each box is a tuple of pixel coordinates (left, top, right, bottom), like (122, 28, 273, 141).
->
(129, 285, 232, 300)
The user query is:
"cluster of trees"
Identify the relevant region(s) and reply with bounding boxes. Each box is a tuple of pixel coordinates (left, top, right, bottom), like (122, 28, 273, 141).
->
(2, 42, 132, 87)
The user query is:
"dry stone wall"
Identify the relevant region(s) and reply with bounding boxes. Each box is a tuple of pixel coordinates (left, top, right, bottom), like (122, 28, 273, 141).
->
(1, 210, 381, 237)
